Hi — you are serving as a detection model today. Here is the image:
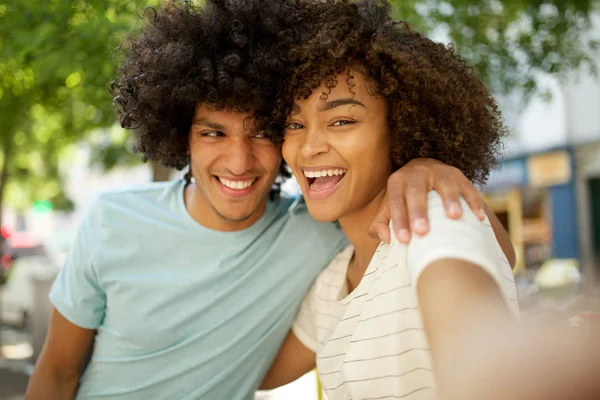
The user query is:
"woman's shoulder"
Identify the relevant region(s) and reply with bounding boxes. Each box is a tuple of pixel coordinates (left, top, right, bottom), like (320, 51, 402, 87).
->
(310, 245, 354, 297)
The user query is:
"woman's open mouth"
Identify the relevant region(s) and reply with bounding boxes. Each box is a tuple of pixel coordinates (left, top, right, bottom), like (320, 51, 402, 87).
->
(303, 168, 346, 200)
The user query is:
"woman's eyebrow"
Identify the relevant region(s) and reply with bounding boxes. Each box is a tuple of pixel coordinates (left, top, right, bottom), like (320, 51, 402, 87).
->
(289, 97, 366, 116)
(319, 98, 366, 112)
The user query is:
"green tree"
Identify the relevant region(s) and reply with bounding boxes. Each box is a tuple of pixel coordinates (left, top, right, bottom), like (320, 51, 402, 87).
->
(0, 0, 598, 239)
(0, 0, 158, 235)
(390, 0, 599, 96)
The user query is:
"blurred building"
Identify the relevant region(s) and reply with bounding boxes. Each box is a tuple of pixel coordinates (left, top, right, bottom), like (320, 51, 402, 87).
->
(482, 16, 600, 279)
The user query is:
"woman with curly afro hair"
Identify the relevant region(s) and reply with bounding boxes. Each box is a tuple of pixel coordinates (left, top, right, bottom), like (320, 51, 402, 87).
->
(261, 1, 519, 398)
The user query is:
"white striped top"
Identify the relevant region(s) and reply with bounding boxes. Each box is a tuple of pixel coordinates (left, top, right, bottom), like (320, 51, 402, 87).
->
(293, 191, 519, 400)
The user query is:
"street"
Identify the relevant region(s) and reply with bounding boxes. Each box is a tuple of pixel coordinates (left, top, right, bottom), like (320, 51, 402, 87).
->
(0, 361, 29, 400)
(0, 327, 31, 400)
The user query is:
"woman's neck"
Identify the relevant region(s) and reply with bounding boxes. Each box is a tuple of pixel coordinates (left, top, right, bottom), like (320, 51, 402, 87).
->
(338, 189, 387, 283)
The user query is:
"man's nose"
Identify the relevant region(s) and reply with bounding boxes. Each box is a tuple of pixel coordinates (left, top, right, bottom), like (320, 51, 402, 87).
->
(225, 138, 255, 175)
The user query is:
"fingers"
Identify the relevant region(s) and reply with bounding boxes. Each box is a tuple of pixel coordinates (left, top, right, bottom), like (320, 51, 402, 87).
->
(386, 159, 488, 245)
(436, 168, 486, 221)
(386, 179, 412, 243)
(368, 194, 392, 243)
(388, 162, 431, 240)
(434, 178, 463, 220)
(404, 174, 430, 236)
(460, 182, 486, 220)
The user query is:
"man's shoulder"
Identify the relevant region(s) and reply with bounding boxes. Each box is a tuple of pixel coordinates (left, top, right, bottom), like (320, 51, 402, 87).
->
(265, 195, 348, 258)
(269, 194, 302, 214)
(84, 180, 183, 226)
(94, 180, 182, 205)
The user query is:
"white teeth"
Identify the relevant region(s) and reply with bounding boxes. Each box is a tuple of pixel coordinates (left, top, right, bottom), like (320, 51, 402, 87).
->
(218, 177, 255, 190)
(303, 169, 346, 178)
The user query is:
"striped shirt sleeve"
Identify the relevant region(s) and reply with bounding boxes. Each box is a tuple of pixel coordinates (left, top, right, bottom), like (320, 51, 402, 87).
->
(292, 283, 320, 353)
(402, 191, 512, 303)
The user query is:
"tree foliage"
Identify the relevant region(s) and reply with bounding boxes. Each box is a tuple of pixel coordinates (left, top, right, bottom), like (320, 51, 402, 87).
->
(0, 0, 598, 229)
(0, 0, 157, 225)
(390, 0, 599, 95)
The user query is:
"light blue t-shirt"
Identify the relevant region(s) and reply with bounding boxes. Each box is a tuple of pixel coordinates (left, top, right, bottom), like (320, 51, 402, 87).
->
(49, 180, 347, 400)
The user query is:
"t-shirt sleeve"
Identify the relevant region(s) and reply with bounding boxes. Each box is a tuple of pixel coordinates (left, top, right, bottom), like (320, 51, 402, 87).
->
(49, 200, 106, 329)
(402, 191, 514, 304)
(292, 283, 319, 353)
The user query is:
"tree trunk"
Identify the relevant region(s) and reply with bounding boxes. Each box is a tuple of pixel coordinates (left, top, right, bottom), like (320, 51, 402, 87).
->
(0, 139, 12, 249)
(151, 160, 173, 182)
(0, 139, 11, 342)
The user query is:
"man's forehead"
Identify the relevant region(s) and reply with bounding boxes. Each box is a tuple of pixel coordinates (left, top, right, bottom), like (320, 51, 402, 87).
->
(193, 104, 257, 119)
(192, 104, 259, 130)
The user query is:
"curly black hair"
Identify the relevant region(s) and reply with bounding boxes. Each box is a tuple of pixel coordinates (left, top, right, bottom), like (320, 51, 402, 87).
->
(111, 0, 310, 192)
(270, 0, 508, 185)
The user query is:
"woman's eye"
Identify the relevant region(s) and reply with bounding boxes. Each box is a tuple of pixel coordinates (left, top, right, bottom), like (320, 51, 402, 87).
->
(332, 119, 355, 127)
(285, 122, 304, 131)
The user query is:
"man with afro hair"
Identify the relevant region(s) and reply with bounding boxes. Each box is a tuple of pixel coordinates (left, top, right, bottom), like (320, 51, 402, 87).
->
(26, 1, 514, 399)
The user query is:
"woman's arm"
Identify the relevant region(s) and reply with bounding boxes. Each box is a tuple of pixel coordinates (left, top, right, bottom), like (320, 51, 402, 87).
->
(404, 192, 518, 395)
(260, 331, 316, 390)
(444, 318, 600, 400)
(416, 259, 514, 395)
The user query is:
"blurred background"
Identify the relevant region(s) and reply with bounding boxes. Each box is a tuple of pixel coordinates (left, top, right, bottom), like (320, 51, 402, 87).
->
(1, 0, 599, 399)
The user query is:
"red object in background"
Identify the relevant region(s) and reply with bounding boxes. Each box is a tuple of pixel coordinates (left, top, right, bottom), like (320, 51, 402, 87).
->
(1, 224, 14, 239)
(1, 254, 13, 270)
(6, 232, 36, 248)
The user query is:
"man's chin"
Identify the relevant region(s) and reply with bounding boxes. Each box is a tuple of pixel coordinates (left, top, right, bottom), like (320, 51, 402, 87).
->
(218, 212, 255, 223)
(210, 191, 269, 226)
(213, 204, 258, 223)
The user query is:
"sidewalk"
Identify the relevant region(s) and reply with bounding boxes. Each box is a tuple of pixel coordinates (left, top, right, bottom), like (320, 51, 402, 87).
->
(0, 327, 32, 400)
(0, 359, 29, 400)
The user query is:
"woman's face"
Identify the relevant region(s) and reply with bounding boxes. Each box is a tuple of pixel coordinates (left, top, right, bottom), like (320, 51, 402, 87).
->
(282, 70, 393, 222)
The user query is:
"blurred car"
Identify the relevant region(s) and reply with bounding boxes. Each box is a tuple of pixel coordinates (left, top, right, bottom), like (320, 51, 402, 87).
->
(0, 253, 10, 285)
(0, 233, 63, 328)
(2, 232, 47, 279)
(1, 224, 14, 284)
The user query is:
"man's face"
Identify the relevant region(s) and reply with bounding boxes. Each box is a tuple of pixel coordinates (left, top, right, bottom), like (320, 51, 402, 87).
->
(188, 104, 282, 231)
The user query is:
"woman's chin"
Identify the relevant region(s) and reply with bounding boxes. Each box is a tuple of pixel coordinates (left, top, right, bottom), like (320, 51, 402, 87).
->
(306, 205, 341, 223)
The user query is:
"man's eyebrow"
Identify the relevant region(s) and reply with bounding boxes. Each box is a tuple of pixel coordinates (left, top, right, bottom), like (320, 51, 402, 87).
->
(191, 119, 225, 130)
(318, 98, 366, 112)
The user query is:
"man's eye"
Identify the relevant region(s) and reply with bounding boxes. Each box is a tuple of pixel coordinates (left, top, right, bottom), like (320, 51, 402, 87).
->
(332, 119, 355, 127)
(202, 131, 224, 137)
(252, 131, 268, 139)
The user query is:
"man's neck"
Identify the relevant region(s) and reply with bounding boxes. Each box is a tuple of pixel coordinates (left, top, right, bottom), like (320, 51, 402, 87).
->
(184, 183, 267, 232)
